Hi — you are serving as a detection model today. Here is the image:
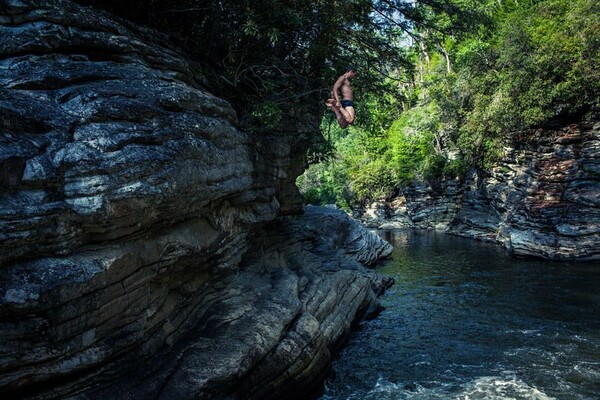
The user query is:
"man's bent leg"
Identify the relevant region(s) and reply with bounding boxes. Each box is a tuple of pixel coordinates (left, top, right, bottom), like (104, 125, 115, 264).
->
(328, 103, 348, 128)
(333, 108, 349, 128)
(339, 106, 355, 125)
(336, 115, 349, 128)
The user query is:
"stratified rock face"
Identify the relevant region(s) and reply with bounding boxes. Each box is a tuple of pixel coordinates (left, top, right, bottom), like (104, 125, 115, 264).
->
(479, 121, 600, 260)
(361, 119, 600, 260)
(0, 0, 303, 268)
(360, 181, 462, 231)
(47, 206, 391, 400)
(0, 1, 392, 399)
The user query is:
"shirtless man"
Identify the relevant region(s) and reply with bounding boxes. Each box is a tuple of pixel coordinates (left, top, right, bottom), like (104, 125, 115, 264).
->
(326, 67, 357, 128)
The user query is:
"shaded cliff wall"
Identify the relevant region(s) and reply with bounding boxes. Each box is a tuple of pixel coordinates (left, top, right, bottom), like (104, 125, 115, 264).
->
(362, 119, 600, 260)
(0, 1, 392, 399)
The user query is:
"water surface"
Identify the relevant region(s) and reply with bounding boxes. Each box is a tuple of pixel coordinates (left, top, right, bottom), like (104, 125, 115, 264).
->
(321, 230, 600, 400)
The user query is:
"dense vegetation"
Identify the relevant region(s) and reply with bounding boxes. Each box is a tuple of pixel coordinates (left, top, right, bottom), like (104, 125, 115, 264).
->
(299, 0, 600, 210)
(76, 0, 598, 210)
(75, 1, 414, 127)
(74, 0, 481, 128)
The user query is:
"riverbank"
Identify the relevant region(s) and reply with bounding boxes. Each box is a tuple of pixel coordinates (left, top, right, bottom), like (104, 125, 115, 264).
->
(358, 118, 600, 261)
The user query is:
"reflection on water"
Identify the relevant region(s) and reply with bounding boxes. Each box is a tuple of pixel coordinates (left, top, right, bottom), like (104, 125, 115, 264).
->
(320, 230, 600, 400)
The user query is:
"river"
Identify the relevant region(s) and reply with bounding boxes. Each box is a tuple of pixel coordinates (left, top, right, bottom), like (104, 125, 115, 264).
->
(320, 230, 600, 400)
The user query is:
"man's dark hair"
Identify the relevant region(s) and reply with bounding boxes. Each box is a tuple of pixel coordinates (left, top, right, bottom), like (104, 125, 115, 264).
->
(346, 66, 357, 73)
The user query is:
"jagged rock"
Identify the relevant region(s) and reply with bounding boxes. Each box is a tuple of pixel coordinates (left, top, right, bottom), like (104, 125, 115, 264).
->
(0, 205, 393, 400)
(486, 122, 600, 260)
(361, 181, 461, 231)
(0, 1, 392, 399)
(361, 120, 600, 260)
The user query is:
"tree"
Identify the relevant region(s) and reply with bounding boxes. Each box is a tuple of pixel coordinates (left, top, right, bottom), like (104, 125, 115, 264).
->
(299, 0, 599, 208)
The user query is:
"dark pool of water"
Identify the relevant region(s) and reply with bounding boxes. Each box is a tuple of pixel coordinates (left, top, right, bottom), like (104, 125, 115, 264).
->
(320, 230, 600, 400)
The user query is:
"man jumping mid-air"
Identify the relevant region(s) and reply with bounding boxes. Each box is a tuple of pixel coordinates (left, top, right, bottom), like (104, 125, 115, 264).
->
(326, 67, 357, 128)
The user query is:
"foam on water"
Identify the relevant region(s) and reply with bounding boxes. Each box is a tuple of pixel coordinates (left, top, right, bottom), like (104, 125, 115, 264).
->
(324, 375, 554, 400)
(573, 362, 600, 381)
(458, 376, 554, 400)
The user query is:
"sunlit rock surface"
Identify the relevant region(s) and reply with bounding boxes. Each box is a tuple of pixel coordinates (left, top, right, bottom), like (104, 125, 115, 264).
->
(0, 1, 392, 399)
(361, 120, 600, 260)
(472, 121, 600, 260)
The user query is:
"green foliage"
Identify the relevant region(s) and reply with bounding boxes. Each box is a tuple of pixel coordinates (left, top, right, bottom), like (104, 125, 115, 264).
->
(300, 0, 599, 209)
(297, 162, 353, 210)
(349, 155, 396, 204)
(459, 0, 599, 133)
(388, 105, 439, 184)
(77, 0, 442, 127)
(76, 0, 598, 209)
(448, 0, 600, 170)
(250, 101, 283, 130)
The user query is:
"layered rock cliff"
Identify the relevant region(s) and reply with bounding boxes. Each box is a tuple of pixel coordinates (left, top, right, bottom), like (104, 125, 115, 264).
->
(361, 118, 600, 260)
(0, 1, 392, 399)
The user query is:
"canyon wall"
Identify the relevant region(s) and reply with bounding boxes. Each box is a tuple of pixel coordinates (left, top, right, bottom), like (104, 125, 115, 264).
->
(362, 119, 600, 260)
(0, 1, 392, 399)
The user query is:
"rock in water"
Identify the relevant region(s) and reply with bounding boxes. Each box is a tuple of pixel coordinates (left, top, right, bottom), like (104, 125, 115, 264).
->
(0, 1, 392, 399)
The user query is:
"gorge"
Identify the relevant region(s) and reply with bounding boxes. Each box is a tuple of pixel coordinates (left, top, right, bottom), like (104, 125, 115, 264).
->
(1, 0, 599, 399)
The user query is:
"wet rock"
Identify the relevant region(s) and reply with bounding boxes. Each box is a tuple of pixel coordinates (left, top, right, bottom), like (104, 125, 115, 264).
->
(361, 181, 461, 231)
(68, 207, 392, 400)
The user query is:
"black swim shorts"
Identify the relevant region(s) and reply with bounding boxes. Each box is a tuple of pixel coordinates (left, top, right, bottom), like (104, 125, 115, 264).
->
(341, 100, 354, 108)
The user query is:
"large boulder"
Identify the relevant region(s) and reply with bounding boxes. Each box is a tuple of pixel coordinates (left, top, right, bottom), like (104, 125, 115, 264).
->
(0, 1, 392, 399)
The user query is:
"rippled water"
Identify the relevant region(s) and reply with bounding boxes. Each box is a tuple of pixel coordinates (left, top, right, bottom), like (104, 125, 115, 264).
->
(320, 230, 600, 400)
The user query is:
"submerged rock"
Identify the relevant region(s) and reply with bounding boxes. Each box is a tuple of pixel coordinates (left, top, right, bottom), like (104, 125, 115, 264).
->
(0, 1, 392, 399)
